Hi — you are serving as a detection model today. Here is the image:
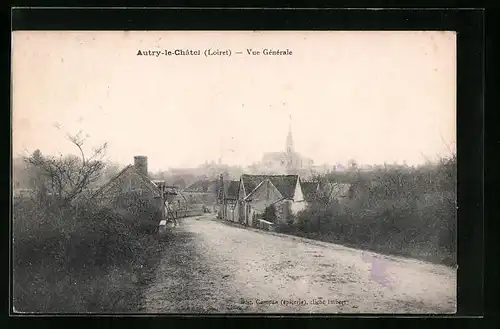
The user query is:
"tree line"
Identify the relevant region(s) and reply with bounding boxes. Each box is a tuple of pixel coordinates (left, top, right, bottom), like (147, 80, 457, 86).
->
(278, 154, 457, 266)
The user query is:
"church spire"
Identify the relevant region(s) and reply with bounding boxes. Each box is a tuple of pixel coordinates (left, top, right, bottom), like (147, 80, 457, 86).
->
(286, 113, 294, 154)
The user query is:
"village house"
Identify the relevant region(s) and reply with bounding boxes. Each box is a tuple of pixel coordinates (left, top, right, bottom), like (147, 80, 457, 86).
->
(233, 174, 306, 228)
(90, 156, 166, 221)
(216, 175, 240, 222)
(153, 183, 189, 218)
(217, 175, 354, 230)
(182, 179, 219, 208)
(162, 185, 188, 209)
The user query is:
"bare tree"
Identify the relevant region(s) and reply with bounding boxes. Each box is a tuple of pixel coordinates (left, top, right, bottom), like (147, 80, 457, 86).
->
(23, 131, 107, 208)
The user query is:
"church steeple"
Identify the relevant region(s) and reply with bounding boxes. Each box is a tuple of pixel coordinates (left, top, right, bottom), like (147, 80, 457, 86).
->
(286, 114, 294, 154)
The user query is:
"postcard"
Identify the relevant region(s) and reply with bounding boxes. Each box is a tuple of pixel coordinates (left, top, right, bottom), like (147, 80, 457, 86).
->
(12, 30, 457, 314)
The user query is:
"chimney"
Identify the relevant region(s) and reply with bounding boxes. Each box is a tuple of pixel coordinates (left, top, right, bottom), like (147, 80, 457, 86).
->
(134, 156, 148, 177)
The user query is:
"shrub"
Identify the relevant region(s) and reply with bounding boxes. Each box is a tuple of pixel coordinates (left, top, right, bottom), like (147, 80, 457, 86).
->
(263, 205, 277, 223)
(13, 198, 162, 313)
(275, 221, 295, 234)
(291, 156, 456, 266)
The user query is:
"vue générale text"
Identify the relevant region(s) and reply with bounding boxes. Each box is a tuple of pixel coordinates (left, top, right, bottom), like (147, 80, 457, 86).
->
(136, 48, 293, 57)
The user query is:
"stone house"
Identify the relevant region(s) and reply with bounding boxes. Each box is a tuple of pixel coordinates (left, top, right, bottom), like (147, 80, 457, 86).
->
(153, 183, 189, 218)
(217, 176, 240, 222)
(90, 156, 165, 221)
(155, 183, 188, 208)
(237, 174, 306, 227)
(182, 179, 218, 206)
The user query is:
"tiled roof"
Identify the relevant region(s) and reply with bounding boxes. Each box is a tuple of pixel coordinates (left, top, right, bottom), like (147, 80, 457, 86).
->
(91, 165, 161, 199)
(241, 175, 268, 196)
(301, 181, 319, 202)
(241, 174, 298, 200)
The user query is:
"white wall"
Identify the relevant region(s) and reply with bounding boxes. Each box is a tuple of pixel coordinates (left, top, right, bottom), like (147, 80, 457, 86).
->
(290, 178, 306, 215)
(293, 178, 305, 202)
(291, 200, 306, 214)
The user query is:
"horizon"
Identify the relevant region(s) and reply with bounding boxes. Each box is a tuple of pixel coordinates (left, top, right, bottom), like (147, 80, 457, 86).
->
(12, 31, 456, 173)
(12, 150, 451, 174)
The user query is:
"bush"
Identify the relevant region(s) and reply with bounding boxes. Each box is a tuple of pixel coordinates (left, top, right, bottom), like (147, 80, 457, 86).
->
(275, 221, 295, 234)
(13, 198, 162, 313)
(263, 205, 277, 223)
(292, 157, 456, 266)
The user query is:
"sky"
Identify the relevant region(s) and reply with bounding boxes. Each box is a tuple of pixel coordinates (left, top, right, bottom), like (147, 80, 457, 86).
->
(12, 31, 456, 172)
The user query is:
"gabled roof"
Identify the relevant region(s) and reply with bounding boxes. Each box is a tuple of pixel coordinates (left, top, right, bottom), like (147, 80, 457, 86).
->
(91, 165, 161, 199)
(183, 179, 218, 193)
(244, 179, 283, 202)
(301, 181, 319, 202)
(241, 174, 299, 200)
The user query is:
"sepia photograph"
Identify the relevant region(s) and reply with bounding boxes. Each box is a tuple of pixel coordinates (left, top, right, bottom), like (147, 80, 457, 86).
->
(12, 30, 457, 314)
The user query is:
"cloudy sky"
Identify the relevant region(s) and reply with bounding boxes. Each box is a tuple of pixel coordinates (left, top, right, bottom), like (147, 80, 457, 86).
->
(12, 31, 456, 172)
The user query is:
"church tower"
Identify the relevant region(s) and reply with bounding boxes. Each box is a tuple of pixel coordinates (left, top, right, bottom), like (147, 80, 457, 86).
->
(285, 114, 295, 173)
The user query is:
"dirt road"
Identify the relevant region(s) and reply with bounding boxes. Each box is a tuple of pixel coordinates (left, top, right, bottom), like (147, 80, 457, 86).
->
(143, 215, 456, 314)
